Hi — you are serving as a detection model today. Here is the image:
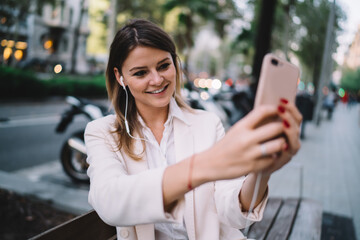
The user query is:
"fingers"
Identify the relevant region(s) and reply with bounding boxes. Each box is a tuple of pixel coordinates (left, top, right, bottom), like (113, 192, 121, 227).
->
(279, 98, 303, 124)
(278, 98, 301, 154)
(242, 105, 278, 129)
(251, 121, 283, 144)
(253, 137, 287, 159)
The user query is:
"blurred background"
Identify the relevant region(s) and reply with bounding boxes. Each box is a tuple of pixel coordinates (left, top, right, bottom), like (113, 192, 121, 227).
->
(0, 0, 359, 239)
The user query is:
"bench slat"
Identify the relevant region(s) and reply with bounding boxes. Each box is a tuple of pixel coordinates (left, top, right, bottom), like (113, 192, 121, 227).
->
(29, 210, 116, 240)
(289, 199, 322, 240)
(265, 198, 300, 239)
(247, 198, 283, 240)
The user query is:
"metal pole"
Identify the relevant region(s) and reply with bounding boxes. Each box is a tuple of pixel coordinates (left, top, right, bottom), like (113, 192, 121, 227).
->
(107, 0, 117, 50)
(314, 0, 336, 126)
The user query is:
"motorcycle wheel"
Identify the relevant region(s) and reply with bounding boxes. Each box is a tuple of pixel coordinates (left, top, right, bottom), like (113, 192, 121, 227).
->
(60, 130, 89, 183)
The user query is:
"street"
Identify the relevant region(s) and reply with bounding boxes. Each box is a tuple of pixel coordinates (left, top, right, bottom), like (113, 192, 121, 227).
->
(0, 99, 89, 172)
(0, 97, 110, 171)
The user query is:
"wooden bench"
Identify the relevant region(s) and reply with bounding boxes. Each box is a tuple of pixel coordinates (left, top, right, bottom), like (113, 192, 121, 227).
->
(30, 197, 322, 240)
(29, 210, 116, 240)
(244, 197, 322, 240)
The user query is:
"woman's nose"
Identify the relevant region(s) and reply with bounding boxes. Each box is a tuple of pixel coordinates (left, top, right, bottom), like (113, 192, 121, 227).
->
(150, 71, 163, 86)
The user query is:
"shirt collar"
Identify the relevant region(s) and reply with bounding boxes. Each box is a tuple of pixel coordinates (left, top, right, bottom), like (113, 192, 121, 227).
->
(169, 97, 190, 126)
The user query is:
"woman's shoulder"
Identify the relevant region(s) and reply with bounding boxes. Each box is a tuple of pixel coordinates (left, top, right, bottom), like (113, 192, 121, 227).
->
(85, 114, 117, 132)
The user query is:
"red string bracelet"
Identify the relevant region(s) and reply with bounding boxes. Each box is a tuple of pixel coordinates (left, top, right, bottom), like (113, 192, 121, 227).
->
(187, 154, 195, 191)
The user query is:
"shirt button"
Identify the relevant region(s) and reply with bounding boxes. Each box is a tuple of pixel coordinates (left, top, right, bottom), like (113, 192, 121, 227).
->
(120, 229, 129, 238)
(173, 223, 182, 228)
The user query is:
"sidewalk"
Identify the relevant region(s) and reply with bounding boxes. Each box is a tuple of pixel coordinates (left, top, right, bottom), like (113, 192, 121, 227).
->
(268, 103, 360, 240)
(0, 162, 91, 215)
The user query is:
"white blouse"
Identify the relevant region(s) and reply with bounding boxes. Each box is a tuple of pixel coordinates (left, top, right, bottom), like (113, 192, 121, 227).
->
(138, 98, 189, 240)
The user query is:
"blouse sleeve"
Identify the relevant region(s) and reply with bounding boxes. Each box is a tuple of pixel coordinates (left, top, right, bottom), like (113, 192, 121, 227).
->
(214, 177, 268, 229)
(85, 118, 180, 227)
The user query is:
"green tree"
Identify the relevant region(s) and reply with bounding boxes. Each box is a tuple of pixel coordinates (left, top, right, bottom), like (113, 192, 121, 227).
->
(232, 0, 294, 82)
(293, 0, 345, 93)
(340, 68, 360, 93)
(91, 0, 165, 53)
(162, 0, 240, 76)
(233, 0, 345, 97)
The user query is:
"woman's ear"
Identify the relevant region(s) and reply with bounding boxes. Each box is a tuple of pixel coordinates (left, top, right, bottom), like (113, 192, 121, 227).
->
(114, 67, 126, 88)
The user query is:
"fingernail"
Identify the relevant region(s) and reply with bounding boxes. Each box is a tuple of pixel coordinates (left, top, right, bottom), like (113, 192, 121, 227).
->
(278, 105, 285, 113)
(283, 143, 289, 151)
(283, 119, 290, 128)
(280, 98, 289, 104)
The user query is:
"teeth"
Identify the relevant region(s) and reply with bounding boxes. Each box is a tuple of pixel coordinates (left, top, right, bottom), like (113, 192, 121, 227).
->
(150, 86, 166, 94)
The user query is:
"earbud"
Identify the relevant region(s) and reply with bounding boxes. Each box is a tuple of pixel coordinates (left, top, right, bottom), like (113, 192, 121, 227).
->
(119, 75, 148, 142)
(120, 75, 129, 134)
(120, 76, 126, 90)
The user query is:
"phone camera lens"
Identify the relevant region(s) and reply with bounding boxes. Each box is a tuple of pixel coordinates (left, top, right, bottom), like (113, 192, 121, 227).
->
(271, 59, 278, 66)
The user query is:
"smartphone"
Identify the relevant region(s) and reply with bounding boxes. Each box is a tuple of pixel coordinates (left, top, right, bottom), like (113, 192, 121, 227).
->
(255, 54, 300, 107)
(254, 54, 300, 126)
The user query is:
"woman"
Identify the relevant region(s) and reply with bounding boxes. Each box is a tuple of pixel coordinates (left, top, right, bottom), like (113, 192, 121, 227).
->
(85, 19, 302, 240)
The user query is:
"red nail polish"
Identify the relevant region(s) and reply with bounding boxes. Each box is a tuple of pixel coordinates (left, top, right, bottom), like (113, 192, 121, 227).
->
(278, 105, 285, 113)
(284, 143, 289, 151)
(280, 98, 289, 104)
(283, 119, 290, 128)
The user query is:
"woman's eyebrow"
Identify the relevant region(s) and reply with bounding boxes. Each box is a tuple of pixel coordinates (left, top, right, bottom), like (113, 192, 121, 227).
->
(157, 57, 171, 65)
(129, 66, 146, 72)
(129, 57, 171, 72)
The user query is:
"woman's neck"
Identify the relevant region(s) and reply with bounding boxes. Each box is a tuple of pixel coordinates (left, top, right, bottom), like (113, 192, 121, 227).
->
(138, 105, 169, 144)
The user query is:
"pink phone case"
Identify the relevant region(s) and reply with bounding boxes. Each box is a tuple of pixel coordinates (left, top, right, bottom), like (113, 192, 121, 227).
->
(255, 54, 300, 108)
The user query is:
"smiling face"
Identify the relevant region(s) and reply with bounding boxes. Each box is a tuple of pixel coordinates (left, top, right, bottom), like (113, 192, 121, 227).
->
(116, 46, 176, 116)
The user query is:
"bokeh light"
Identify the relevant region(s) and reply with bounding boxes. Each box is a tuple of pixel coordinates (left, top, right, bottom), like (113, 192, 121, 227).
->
(44, 40, 53, 50)
(3, 47, 12, 60)
(212, 79, 222, 89)
(14, 50, 23, 61)
(298, 81, 305, 91)
(54, 64, 63, 74)
(205, 79, 213, 88)
(338, 88, 345, 98)
(198, 78, 206, 88)
(200, 91, 210, 100)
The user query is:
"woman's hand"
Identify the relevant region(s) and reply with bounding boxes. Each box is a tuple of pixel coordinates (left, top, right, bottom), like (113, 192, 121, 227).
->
(198, 98, 302, 182)
(260, 98, 302, 176)
(197, 104, 289, 182)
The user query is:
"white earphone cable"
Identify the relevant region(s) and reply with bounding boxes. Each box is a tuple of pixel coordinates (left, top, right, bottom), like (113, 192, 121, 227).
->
(243, 172, 262, 237)
(122, 79, 148, 142)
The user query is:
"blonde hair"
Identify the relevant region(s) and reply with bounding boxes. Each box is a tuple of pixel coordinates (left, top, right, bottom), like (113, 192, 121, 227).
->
(106, 19, 191, 160)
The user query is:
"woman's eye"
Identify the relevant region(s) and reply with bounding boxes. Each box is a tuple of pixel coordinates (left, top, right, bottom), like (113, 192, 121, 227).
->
(159, 63, 170, 70)
(133, 70, 147, 76)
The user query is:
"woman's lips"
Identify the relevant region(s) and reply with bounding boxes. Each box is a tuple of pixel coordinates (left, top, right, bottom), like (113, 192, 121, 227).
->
(146, 84, 168, 94)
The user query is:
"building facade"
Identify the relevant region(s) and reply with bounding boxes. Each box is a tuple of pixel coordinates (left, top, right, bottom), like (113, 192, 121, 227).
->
(344, 25, 360, 70)
(0, 0, 90, 73)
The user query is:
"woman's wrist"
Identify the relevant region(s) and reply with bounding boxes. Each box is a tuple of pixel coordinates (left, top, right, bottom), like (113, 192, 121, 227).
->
(239, 172, 270, 211)
(190, 150, 219, 187)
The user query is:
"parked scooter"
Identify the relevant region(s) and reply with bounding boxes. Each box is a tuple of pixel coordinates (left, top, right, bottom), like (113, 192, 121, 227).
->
(55, 96, 110, 183)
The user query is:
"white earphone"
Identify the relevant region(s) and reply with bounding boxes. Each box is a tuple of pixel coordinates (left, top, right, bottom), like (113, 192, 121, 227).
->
(119, 76, 126, 90)
(120, 75, 147, 142)
(119, 76, 131, 134)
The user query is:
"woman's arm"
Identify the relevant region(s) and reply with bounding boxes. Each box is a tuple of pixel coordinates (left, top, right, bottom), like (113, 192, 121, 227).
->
(163, 101, 302, 212)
